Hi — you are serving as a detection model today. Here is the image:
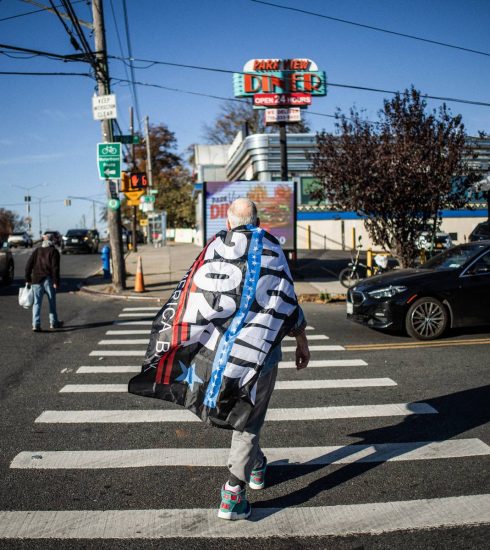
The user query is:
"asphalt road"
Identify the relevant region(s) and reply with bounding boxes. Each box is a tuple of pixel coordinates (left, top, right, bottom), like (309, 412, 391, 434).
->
(0, 257, 489, 548)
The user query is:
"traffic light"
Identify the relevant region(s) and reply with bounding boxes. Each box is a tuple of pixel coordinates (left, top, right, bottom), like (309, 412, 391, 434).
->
(121, 171, 130, 193)
(64, 199, 71, 206)
(130, 172, 148, 190)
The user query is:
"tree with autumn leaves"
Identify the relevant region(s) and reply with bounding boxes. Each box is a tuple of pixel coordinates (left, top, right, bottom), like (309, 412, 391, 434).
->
(311, 88, 479, 267)
(123, 123, 195, 228)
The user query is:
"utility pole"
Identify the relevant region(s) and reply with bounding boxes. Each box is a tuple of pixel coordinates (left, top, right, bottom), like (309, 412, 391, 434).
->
(92, 0, 125, 290)
(145, 116, 154, 244)
(130, 107, 138, 252)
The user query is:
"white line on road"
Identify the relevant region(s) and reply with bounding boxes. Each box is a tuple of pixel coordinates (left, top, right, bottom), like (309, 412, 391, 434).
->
(77, 366, 141, 373)
(60, 378, 396, 393)
(0, 495, 488, 538)
(98, 340, 149, 345)
(279, 359, 367, 368)
(76, 361, 368, 374)
(104, 331, 328, 339)
(11, 439, 489, 469)
(89, 346, 346, 356)
(112, 320, 153, 326)
(122, 307, 160, 311)
(35, 403, 437, 424)
(118, 313, 155, 318)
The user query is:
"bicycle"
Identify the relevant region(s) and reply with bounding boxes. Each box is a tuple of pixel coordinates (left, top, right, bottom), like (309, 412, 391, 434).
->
(339, 238, 390, 288)
(101, 145, 118, 155)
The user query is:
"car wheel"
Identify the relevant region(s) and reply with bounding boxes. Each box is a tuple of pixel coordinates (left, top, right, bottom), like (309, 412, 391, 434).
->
(61, 250, 66, 255)
(406, 297, 448, 340)
(339, 267, 360, 288)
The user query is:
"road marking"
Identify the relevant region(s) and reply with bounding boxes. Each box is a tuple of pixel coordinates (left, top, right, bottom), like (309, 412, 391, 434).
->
(89, 346, 346, 356)
(345, 337, 490, 351)
(89, 350, 144, 356)
(76, 361, 368, 373)
(60, 378, 396, 393)
(118, 313, 155, 318)
(103, 331, 328, 339)
(0, 495, 488, 538)
(284, 334, 329, 341)
(35, 403, 437, 423)
(122, 307, 160, 311)
(112, 320, 153, 326)
(279, 359, 367, 368)
(98, 339, 149, 345)
(11, 439, 489, 469)
(77, 366, 141, 373)
(282, 345, 345, 352)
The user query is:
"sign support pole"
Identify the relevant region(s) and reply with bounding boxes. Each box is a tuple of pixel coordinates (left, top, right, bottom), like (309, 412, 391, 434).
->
(279, 121, 296, 260)
(145, 116, 154, 245)
(92, 0, 125, 290)
(129, 107, 138, 252)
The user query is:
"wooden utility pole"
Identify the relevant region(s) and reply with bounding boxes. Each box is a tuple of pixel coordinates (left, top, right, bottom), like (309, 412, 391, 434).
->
(130, 107, 138, 252)
(145, 116, 154, 244)
(92, 0, 125, 290)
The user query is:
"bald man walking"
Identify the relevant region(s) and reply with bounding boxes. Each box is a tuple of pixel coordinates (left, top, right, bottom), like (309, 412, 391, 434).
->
(218, 198, 310, 520)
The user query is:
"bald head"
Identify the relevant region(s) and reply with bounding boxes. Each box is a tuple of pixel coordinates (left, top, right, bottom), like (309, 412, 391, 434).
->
(227, 198, 258, 230)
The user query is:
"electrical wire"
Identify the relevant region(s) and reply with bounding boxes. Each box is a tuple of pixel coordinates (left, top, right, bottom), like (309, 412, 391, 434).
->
(0, 70, 91, 76)
(249, 0, 490, 58)
(110, 56, 490, 108)
(121, 0, 142, 132)
(0, 0, 86, 23)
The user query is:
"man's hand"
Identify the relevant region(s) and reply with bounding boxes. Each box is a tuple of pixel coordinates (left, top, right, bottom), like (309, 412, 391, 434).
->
(295, 331, 310, 370)
(53, 284, 57, 290)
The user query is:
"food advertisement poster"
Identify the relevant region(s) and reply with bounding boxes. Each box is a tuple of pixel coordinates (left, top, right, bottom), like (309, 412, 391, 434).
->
(204, 181, 295, 249)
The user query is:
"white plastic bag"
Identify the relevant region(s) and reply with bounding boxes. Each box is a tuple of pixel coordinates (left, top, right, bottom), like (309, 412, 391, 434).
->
(19, 285, 34, 309)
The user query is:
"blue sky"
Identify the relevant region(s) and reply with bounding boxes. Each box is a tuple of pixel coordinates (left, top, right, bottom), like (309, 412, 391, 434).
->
(1, 0, 489, 234)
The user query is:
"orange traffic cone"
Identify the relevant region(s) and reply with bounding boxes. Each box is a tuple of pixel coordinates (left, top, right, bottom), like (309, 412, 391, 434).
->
(134, 255, 145, 293)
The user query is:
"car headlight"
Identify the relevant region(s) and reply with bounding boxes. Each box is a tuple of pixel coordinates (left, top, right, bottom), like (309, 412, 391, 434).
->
(367, 285, 407, 299)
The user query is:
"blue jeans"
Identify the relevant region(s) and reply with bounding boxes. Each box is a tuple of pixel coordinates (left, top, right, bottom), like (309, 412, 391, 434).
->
(32, 278, 59, 328)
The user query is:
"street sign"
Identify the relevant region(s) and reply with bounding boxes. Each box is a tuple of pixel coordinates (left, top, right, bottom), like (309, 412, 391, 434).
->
(265, 108, 301, 124)
(108, 198, 120, 210)
(114, 134, 141, 144)
(149, 189, 158, 195)
(139, 219, 148, 226)
(253, 93, 311, 107)
(127, 198, 141, 206)
(97, 143, 121, 180)
(141, 202, 154, 212)
(140, 195, 155, 203)
(92, 94, 117, 120)
(124, 189, 145, 206)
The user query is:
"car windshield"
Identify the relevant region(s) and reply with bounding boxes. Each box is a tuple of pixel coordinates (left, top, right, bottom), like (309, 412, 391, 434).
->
(66, 230, 88, 237)
(421, 243, 488, 270)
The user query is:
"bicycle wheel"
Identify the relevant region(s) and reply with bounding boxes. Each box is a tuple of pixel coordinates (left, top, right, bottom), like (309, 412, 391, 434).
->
(339, 267, 360, 288)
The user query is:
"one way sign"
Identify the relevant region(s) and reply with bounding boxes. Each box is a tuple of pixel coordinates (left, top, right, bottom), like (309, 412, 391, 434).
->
(97, 143, 121, 180)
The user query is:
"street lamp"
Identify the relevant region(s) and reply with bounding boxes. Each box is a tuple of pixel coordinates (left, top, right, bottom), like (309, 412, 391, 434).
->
(11, 183, 48, 234)
(31, 195, 50, 237)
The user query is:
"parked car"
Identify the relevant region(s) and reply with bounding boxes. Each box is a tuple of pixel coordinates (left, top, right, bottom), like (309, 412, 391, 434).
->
(43, 230, 62, 247)
(469, 221, 490, 242)
(0, 240, 14, 285)
(8, 231, 33, 248)
(346, 241, 490, 340)
(61, 229, 99, 254)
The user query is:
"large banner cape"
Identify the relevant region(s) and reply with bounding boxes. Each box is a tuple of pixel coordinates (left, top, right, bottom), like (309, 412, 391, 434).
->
(128, 226, 300, 431)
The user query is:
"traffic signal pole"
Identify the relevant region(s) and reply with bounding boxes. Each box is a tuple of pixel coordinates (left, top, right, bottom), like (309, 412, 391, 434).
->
(130, 107, 138, 252)
(145, 116, 154, 244)
(92, 0, 125, 290)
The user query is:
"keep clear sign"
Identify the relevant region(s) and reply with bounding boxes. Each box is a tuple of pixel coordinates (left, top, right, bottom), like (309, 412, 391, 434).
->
(92, 94, 117, 120)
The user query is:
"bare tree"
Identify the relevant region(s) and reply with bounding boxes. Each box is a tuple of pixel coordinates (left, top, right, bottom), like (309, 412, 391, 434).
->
(0, 208, 23, 240)
(202, 100, 310, 144)
(311, 88, 478, 267)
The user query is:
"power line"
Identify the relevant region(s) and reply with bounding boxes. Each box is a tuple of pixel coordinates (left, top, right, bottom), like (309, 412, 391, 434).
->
(0, 0, 85, 23)
(0, 42, 92, 62)
(110, 55, 490, 108)
(250, 0, 490, 58)
(0, 70, 91, 76)
(121, 0, 142, 133)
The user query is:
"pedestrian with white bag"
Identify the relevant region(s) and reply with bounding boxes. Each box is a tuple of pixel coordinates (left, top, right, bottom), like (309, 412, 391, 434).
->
(25, 233, 63, 332)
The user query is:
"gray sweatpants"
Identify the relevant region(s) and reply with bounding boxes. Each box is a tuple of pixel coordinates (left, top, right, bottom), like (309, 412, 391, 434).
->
(227, 364, 278, 483)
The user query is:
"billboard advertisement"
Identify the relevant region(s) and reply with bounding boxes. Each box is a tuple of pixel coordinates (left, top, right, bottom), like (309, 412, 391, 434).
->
(204, 181, 295, 249)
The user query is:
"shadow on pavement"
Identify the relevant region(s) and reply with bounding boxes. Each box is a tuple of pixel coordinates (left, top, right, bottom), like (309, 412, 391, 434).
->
(253, 385, 490, 518)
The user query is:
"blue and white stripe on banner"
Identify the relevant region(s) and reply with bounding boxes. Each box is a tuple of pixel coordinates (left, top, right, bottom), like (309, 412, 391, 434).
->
(203, 226, 264, 409)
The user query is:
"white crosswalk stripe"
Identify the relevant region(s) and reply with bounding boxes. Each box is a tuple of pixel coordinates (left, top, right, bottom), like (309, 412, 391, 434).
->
(35, 403, 437, 424)
(60, 378, 397, 393)
(1, 495, 488, 539)
(11, 439, 489, 469)
(9, 305, 486, 543)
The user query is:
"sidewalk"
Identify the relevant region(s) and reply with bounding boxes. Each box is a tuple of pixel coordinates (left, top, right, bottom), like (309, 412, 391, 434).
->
(80, 242, 348, 302)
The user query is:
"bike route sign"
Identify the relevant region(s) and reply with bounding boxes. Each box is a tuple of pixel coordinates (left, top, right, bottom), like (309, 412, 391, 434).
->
(97, 143, 121, 180)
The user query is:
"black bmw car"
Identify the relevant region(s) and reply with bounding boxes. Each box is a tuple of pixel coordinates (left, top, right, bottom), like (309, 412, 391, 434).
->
(347, 241, 490, 340)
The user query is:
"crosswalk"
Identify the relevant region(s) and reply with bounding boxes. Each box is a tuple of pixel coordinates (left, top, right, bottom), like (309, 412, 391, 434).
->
(4, 305, 490, 541)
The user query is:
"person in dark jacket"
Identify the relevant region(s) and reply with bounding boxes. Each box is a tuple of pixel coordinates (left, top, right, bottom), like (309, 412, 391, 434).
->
(25, 233, 62, 332)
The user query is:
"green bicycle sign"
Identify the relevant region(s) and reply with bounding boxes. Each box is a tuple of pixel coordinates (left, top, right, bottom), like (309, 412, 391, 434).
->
(97, 142, 121, 180)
